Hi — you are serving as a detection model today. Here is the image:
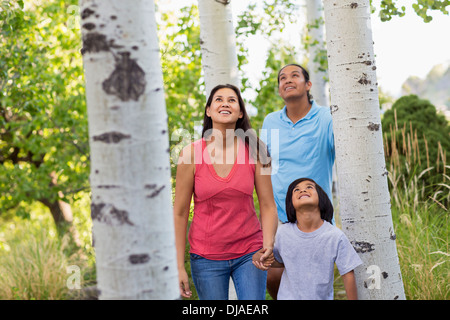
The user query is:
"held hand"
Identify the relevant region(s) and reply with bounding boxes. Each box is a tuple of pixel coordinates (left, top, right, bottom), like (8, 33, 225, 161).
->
(252, 248, 274, 271)
(259, 247, 274, 264)
(178, 268, 192, 298)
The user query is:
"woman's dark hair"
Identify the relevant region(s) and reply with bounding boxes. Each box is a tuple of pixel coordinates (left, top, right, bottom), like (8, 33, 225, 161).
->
(277, 64, 313, 104)
(285, 178, 333, 223)
(201, 84, 270, 167)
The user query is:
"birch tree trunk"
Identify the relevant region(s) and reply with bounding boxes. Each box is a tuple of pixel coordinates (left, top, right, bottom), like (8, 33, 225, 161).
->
(323, 0, 405, 300)
(198, 0, 240, 97)
(197, 0, 239, 300)
(79, 0, 178, 299)
(306, 0, 329, 106)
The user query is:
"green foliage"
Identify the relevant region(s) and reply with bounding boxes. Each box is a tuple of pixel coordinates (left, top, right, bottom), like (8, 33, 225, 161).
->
(382, 95, 450, 203)
(157, 5, 205, 180)
(0, 0, 24, 34)
(0, 0, 88, 215)
(250, 43, 299, 130)
(375, 0, 449, 22)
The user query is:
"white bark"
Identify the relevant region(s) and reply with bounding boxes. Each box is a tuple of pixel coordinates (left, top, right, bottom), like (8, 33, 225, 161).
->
(79, 0, 178, 299)
(198, 0, 240, 97)
(306, 0, 329, 106)
(323, 0, 405, 300)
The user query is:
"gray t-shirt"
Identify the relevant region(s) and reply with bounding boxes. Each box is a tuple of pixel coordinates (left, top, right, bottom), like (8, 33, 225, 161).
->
(273, 221, 362, 300)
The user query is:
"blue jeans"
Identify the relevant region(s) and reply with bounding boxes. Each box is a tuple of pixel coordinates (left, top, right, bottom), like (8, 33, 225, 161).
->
(190, 250, 267, 300)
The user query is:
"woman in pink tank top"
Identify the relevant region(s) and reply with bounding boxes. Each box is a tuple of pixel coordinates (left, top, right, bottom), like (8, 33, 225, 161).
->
(173, 84, 278, 300)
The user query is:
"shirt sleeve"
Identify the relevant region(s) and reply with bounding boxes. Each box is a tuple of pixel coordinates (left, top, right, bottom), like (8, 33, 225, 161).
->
(335, 233, 363, 276)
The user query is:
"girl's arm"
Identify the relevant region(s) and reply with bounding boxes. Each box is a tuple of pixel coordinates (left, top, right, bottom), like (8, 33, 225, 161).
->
(254, 161, 278, 261)
(173, 144, 195, 298)
(342, 270, 358, 300)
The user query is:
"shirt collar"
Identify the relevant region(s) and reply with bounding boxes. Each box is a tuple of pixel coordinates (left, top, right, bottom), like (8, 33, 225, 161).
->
(280, 100, 320, 124)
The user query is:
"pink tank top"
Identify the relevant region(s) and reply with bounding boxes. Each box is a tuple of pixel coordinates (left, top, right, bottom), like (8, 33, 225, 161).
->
(188, 138, 263, 260)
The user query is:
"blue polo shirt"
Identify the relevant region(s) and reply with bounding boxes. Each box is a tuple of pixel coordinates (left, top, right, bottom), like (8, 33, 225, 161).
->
(261, 101, 335, 223)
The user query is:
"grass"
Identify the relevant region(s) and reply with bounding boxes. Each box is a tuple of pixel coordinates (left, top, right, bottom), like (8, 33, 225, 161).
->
(0, 195, 96, 300)
(383, 121, 449, 300)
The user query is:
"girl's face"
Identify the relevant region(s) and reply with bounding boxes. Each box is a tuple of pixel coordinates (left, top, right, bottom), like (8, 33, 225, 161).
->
(291, 180, 319, 210)
(206, 88, 243, 125)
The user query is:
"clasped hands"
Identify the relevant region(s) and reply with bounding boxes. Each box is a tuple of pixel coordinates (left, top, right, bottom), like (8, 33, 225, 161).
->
(252, 247, 275, 271)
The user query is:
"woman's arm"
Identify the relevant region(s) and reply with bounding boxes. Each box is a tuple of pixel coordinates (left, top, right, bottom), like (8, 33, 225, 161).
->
(342, 270, 358, 300)
(173, 144, 195, 298)
(254, 161, 278, 261)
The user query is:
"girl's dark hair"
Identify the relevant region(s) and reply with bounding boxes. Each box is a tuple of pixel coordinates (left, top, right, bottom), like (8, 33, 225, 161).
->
(285, 178, 333, 223)
(277, 64, 313, 104)
(201, 84, 270, 167)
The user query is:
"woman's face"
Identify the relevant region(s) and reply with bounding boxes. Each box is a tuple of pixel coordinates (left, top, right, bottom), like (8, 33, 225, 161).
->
(291, 180, 319, 210)
(206, 88, 243, 125)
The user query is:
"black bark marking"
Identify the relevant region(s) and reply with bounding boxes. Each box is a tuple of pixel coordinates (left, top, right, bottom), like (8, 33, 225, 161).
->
(394, 295, 399, 300)
(163, 266, 169, 271)
(93, 131, 131, 144)
(110, 15, 117, 20)
(215, 0, 231, 4)
(358, 73, 372, 85)
(145, 184, 165, 198)
(132, 46, 139, 50)
(129, 254, 150, 264)
(330, 105, 339, 114)
(351, 241, 375, 253)
(367, 122, 380, 131)
(81, 32, 109, 55)
(82, 23, 96, 30)
(108, 39, 124, 49)
(390, 227, 397, 240)
(81, 8, 95, 19)
(350, 3, 358, 8)
(90, 202, 134, 226)
(382, 272, 389, 279)
(102, 52, 146, 101)
(96, 185, 120, 189)
(110, 206, 134, 226)
(91, 203, 106, 221)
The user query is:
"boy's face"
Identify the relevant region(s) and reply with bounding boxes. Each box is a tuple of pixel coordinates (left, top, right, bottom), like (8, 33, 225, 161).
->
(291, 180, 319, 210)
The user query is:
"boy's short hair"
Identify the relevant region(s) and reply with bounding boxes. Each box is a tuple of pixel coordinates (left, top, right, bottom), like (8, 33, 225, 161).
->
(285, 178, 334, 223)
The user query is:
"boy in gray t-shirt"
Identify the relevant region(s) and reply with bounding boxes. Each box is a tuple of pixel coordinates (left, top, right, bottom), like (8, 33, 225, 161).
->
(272, 221, 362, 300)
(253, 178, 362, 300)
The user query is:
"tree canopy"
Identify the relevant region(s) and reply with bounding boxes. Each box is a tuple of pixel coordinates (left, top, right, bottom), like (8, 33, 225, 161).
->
(0, 0, 88, 221)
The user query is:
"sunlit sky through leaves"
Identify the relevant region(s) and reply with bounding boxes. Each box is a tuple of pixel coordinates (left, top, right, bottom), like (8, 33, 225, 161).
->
(158, 0, 450, 99)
